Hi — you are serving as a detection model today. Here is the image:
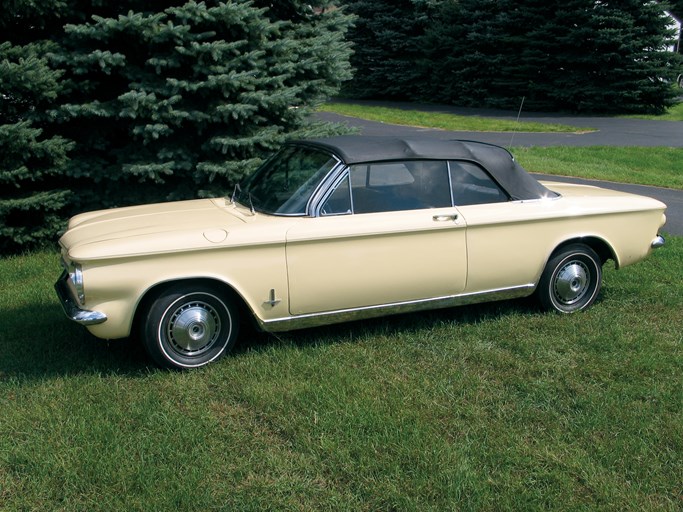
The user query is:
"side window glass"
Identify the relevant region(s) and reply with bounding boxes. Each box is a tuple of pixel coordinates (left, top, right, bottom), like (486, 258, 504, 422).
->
(320, 174, 352, 216)
(449, 161, 508, 206)
(350, 161, 451, 214)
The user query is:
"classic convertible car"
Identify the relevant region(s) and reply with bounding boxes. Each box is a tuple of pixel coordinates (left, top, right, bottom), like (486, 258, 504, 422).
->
(56, 136, 667, 369)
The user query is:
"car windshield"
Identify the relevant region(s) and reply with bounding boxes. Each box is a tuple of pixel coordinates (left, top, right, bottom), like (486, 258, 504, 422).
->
(234, 145, 338, 215)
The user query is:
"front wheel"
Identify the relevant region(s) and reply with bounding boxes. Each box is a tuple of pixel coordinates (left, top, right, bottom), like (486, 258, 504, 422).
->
(537, 244, 602, 313)
(141, 283, 239, 369)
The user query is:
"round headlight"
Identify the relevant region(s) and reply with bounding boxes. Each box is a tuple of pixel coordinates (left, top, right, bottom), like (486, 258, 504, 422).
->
(70, 264, 85, 303)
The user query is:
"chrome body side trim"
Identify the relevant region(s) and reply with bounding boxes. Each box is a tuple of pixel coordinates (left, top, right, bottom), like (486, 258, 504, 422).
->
(258, 284, 535, 332)
(651, 235, 665, 249)
(54, 271, 108, 326)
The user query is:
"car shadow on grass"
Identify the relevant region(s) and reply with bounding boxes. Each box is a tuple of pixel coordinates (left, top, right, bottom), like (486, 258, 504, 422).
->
(234, 297, 539, 356)
(0, 303, 154, 381)
(0, 297, 540, 381)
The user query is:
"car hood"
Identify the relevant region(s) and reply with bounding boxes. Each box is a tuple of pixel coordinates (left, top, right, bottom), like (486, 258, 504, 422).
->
(60, 198, 249, 261)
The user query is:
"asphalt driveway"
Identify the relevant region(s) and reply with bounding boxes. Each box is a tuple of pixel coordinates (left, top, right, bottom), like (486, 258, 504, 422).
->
(315, 100, 682, 236)
(318, 99, 683, 147)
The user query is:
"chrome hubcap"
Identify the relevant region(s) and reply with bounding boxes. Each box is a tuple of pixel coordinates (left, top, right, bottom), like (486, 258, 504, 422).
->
(553, 261, 590, 305)
(167, 301, 220, 355)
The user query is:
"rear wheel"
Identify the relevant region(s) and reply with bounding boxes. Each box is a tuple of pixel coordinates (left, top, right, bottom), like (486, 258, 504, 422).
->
(141, 283, 239, 369)
(537, 244, 602, 313)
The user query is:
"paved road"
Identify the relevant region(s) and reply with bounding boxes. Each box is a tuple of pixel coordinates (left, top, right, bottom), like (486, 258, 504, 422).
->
(318, 99, 683, 147)
(315, 100, 682, 236)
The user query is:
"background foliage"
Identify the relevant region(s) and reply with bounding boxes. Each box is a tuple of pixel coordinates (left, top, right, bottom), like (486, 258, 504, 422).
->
(339, 0, 432, 100)
(0, 0, 353, 253)
(342, 0, 682, 113)
(2, 0, 682, 253)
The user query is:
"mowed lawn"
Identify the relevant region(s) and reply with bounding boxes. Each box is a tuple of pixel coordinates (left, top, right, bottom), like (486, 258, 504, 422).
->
(1, 231, 681, 509)
(320, 102, 595, 133)
(514, 146, 683, 190)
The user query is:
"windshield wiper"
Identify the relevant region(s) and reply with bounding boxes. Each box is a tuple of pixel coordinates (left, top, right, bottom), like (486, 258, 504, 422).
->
(230, 183, 256, 214)
(247, 192, 255, 214)
(230, 183, 241, 204)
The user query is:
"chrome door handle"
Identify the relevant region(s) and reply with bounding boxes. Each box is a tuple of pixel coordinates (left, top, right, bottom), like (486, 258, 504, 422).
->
(432, 214, 458, 222)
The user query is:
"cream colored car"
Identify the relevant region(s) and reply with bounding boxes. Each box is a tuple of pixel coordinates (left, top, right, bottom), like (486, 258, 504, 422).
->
(55, 136, 667, 369)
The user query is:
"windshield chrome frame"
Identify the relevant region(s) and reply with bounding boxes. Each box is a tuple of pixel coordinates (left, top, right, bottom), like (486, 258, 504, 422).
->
(234, 149, 342, 217)
(309, 163, 351, 217)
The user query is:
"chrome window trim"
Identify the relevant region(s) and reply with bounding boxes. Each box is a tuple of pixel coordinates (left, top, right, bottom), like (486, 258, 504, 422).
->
(313, 166, 353, 217)
(511, 194, 563, 204)
(446, 161, 456, 207)
(305, 158, 345, 216)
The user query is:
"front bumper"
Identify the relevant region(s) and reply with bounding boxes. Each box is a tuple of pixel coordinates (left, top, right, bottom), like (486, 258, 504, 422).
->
(651, 235, 665, 249)
(54, 271, 108, 326)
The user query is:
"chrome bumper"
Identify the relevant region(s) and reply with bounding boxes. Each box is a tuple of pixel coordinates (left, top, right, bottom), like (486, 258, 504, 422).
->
(54, 271, 107, 326)
(651, 235, 665, 249)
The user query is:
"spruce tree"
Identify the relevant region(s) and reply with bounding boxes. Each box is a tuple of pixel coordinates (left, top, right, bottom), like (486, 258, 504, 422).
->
(438, 0, 681, 113)
(0, 0, 352, 252)
(0, 1, 75, 252)
(52, 0, 353, 208)
(346, 0, 681, 113)
(548, 0, 681, 113)
(667, 0, 683, 47)
(341, 0, 432, 99)
(418, 0, 504, 107)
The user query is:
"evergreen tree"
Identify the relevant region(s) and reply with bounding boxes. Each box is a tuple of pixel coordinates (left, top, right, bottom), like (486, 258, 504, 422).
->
(490, 0, 565, 110)
(419, 0, 504, 106)
(52, 0, 353, 208)
(0, 0, 352, 252)
(548, 0, 681, 113)
(667, 0, 683, 35)
(346, 0, 681, 113)
(427, 0, 681, 112)
(341, 0, 432, 99)
(0, 1, 76, 252)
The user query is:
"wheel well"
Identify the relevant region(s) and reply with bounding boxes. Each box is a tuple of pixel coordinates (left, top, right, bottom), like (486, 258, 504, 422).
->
(553, 237, 615, 266)
(132, 278, 253, 335)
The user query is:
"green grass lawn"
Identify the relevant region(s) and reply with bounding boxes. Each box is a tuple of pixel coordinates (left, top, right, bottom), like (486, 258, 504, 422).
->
(1, 237, 681, 510)
(320, 103, 595, 133)
(622, 102, 683, 121)
(513, 146, 683, 190)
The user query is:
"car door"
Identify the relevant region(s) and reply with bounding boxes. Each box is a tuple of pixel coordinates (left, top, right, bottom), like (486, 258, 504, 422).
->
(448, 159, 549, 293)
(285, 160, 467, 316)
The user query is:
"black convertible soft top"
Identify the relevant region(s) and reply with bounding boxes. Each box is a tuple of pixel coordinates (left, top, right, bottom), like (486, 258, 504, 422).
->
(293, 135, 557, 201)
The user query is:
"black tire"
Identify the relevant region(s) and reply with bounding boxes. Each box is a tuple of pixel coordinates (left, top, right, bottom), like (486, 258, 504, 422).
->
(537, 244, 602, 313)
(141, 283, 239, 369)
